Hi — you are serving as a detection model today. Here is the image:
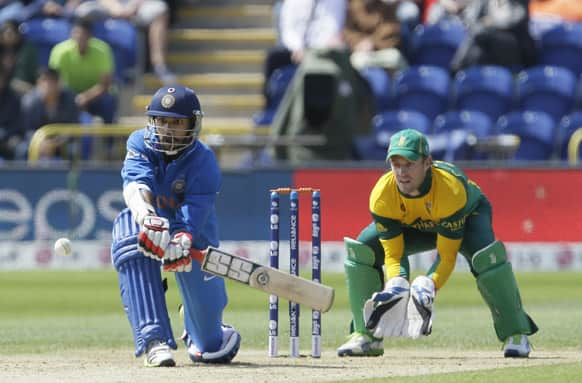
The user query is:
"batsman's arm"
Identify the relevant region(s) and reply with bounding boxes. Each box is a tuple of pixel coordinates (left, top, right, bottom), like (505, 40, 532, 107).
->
(123, 181, 156, 225)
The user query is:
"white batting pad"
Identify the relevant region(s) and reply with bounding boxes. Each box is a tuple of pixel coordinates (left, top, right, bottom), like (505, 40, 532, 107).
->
(407, 276, 436, 339)
(363, 276, 410, 338)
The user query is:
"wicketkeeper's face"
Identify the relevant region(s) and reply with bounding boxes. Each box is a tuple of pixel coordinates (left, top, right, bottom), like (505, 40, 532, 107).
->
(389, 155, 431, 196)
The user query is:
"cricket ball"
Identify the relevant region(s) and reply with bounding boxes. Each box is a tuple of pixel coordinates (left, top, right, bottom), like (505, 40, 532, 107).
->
(54, 237, 73, 257)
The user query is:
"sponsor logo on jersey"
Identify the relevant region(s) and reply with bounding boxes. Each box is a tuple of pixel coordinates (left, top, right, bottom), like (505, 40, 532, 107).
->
(441, 216, 467, 231)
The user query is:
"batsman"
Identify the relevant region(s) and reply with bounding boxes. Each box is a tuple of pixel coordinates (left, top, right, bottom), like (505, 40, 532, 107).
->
(337, 129, 538, 358)
(110, 85, 241, 367)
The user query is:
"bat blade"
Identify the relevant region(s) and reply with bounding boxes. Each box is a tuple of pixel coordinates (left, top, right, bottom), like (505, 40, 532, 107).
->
(202, 247, 334, 312)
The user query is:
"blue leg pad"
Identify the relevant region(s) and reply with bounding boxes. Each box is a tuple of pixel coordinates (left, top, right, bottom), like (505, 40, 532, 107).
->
(111, 209, 177, 356)
(175, 265, 227, 352)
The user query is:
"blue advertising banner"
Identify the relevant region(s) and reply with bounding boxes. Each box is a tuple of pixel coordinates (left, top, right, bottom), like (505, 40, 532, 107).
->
(0, 168, 293, 241)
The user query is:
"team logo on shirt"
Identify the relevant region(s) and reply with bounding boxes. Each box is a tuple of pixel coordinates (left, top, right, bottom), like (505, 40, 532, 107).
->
(172, 179, 185, 194)
(425, 202, 432, 214)
(161, 94, 175, 109)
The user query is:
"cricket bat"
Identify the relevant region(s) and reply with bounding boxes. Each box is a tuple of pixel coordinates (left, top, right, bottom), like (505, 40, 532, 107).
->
(201, 247, 335, 313)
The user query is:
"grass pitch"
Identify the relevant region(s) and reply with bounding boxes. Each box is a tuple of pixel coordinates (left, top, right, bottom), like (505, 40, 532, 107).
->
(0, 270, 581, 382)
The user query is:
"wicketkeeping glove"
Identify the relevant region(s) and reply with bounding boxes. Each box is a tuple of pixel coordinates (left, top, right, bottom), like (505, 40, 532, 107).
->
(363, 276, 410, 338)
(163, 232, 193, 272)
(406, 275, 436, 339)
(138, 215, 170, 260)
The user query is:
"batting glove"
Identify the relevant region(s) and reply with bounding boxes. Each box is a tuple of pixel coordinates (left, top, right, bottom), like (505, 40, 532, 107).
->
(138, 215, 170, 260)
(163, 232, 193, 272)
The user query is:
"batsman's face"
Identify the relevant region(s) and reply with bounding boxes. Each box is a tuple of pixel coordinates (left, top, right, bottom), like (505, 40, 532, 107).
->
(389, 155, 431, 196)
(149, 116, 192, 151)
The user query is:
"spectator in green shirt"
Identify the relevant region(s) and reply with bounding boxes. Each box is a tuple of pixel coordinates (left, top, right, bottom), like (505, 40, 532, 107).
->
(49, 17, 117, 123)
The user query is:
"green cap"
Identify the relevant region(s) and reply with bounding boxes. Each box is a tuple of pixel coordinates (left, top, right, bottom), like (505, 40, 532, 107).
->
(387, 129, 430, 161)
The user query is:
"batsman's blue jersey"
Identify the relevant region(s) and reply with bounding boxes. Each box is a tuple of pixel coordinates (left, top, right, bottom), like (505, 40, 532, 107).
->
(121, 129, 221, 249)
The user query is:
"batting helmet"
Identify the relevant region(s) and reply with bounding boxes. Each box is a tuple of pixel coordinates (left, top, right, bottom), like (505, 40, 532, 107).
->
(144, 85, 203, 155)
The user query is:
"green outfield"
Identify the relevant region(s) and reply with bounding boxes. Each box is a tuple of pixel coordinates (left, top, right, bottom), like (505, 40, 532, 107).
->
(1, 270, 581, 382)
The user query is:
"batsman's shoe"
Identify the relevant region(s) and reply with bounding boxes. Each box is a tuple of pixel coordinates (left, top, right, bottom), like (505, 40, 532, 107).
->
(144, 340, 175, 367)
(182, 324, 241, 364)
(337, 332, 384, 357)
(503, 334, 531, 358)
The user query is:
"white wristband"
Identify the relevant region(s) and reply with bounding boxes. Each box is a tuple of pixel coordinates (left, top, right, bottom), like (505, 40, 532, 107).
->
(123, 182, 155, 225)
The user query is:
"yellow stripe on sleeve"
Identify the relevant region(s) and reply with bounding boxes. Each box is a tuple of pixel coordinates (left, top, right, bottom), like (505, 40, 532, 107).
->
(431, 235, 462, 289)
(380, 235, 404, 281)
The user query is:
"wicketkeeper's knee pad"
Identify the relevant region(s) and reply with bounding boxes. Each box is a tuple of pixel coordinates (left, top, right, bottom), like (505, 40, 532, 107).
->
(111, 209, 177, 356)
(344, 237, 384, 334)
(183, 324, 241, 364)
(472, 241, 538, 341)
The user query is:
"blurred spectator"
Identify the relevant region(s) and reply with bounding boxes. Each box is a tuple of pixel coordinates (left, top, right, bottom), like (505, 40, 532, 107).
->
(76, 0, 176, 84)
(49, 17, 117, 123)
(25, 0, 81, 20)
(396, 0, 423, 30)
(270, 47, 375, 163)
(0, 19, 38, 95)
(0, 1, 23, 26)
(0, 67, 22, 160)
(17, 67, 80, 159)
(530, 0, 582, 22)
(450, 0, 537, 73)
(529, 0, 582, 39)
(425, 0, 470, 24)
(343, 0, 408, 73)
(261, 0, 346, 115)
(264, 0, 346, 84)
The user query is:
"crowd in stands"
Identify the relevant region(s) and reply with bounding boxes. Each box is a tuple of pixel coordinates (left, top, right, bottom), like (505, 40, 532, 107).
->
(0, 0, 177, 161)
(259, 0, 582, 163)
(2, 0, 582, 164)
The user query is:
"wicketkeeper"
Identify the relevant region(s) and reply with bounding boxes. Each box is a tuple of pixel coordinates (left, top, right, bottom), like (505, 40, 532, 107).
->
(337, 129, 538, 358)
(110, 85, 241, 367)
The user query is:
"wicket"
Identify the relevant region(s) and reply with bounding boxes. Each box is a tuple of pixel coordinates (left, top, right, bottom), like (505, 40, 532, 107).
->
(269, 187, 322, 358)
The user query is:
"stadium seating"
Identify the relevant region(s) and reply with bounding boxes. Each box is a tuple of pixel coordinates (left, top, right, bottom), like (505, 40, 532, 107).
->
(432, 110, 493, 160)
(496, 110, 557, 160)
(252, 64, 297, 126)
(359, 67, 391, 112)
(539, 23, 582, 77)
(19, 18, 71, 66)
(453, 65, 514, 121)
(393, 65, 451, 121)
(92, 19, 139, 83)
(353, 110, 431, 161)
(409, 20, 466, 69)
(516, 65, 577, 123)
(558, 112, 582, 160)
(434, 110, 493, 137)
